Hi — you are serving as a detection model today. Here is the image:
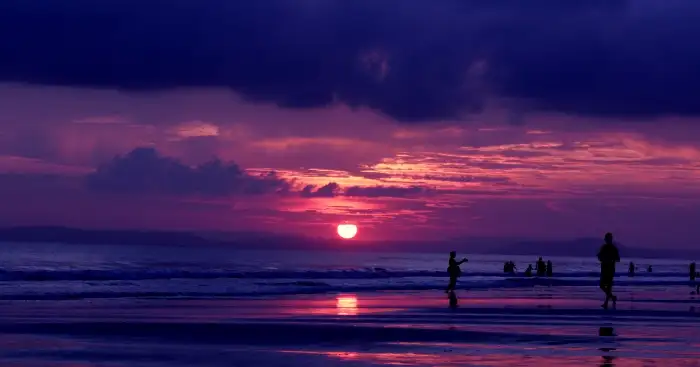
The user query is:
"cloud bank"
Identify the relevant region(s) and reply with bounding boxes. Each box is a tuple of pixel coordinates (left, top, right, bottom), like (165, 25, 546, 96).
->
(2, 1, 700, 121)
(86, 148, 290, 196)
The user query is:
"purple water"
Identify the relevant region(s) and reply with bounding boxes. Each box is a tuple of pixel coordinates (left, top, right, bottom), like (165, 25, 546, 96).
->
(0, 242, 698, 366)
(0, 242, 692, 300)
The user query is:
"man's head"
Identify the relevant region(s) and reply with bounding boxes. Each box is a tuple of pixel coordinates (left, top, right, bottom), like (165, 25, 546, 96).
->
(450, 251, 456, 258)
(604, 232, 614, 244)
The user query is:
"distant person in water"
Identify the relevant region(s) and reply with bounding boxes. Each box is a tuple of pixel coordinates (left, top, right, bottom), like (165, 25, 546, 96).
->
(536, 257, 546, 276)
(546, 260, 553, 277)
(504, 261, 517, 274)
(445, 251, 468, 293)
(647, 265, 653, 273)
(690, 262, 696, 281)
(598, 232, 621, 309)
(525, 264, 533, 277)
(628, 262, 635, 277)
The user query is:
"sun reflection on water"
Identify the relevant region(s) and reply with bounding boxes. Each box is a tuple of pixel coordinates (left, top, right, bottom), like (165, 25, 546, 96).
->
(336, 294, 358, 316)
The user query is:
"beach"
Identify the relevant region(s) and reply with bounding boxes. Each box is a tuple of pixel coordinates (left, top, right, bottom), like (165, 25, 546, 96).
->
(0, 243, 698, 366)
(0, 288, 699, 366)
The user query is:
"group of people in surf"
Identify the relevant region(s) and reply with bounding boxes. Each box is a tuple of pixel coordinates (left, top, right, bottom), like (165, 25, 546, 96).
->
(502, 258, 553, 277)
(626, 262, 653, 275)
(446, 232, 622, 309)
(446, 232, 700, 309)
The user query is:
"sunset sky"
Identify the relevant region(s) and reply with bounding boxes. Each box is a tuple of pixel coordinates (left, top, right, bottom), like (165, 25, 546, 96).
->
(1, 1, 700, 246)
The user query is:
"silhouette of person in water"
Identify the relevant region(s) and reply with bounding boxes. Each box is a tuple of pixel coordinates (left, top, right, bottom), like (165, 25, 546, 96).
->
(536, 257, 546, 276)
(524, 264, 533, 277)
(546, 260, 553, 277)
(445, 251, 468, 293)
(691, 262, 696, 281)
(628, 262, 635, 277)
(598, 232, 620, 309)
(503, 261, 517, 274)
(647, 265, 653, 273)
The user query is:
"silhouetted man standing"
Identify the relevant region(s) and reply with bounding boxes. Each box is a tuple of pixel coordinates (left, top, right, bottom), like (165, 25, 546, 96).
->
(598, 232, 620, 309)
(446, 251, 468, 293)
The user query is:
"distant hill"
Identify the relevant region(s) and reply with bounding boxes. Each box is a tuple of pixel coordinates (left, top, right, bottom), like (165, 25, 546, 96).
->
(488, 237, 698, 260)
(0, 226, 695, 260)
(0, 226, 215, 247)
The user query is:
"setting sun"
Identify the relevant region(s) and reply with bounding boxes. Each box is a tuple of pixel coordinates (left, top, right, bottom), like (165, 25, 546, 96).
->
(337, 224, 358, 239)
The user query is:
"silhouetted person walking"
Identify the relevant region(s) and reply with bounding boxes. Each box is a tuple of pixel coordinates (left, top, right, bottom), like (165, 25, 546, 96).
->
(546, 260, 553, 277)
(446, 251, 468, 293)
(536, 257, 546, 276)
(598, 232, 620, 309)
(525, 264, 533, 277)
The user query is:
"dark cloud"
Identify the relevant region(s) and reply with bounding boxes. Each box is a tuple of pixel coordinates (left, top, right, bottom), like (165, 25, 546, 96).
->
(344, 185, 434, 198)
(2, 1, 700, 121)
(299, 182, 436, 198)
(300, 182, 340, 198)
(86, 147, 289, 196)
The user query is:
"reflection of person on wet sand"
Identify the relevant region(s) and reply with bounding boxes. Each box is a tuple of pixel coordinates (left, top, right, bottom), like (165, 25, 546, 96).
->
(598, 232, 621, 309)
(600, 356, 615, 367)
(445, 251, 468, 293)
(448, 290, 458, 309)
(598, 326, 616, 366)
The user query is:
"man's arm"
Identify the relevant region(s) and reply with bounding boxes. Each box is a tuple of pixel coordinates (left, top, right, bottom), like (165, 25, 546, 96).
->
(457, 258, 468, 265)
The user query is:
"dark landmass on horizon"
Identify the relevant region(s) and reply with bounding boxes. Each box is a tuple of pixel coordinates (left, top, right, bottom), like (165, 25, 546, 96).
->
(0, 226, 696, 260)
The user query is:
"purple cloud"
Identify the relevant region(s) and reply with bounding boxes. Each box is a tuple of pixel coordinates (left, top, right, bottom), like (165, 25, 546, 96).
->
(86, 148, 290, 196)
(344, 185, 434, 198)
(300, 182, 340, 198)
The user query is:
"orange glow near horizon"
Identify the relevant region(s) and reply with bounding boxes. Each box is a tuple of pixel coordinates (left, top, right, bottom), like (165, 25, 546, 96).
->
(337, 223, 358, 239)
(336, 294, 358, 316)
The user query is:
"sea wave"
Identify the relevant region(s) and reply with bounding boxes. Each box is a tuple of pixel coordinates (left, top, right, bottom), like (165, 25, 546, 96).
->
(1, 278, 697, 300)
(0, 267, 693, 282)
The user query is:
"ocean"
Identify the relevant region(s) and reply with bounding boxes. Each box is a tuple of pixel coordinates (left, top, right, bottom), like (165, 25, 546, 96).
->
(0, 242, 698, 366)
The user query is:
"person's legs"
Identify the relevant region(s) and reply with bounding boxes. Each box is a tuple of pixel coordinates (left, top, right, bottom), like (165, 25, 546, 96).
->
(446, 277, 457, 292)
(609, 283, 617, 304)
(600, 277, 614, 308)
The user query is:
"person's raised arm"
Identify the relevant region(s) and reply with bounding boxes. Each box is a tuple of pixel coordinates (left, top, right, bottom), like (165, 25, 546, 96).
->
(457, 258, 468, 265)
(614, 247, 620, 262)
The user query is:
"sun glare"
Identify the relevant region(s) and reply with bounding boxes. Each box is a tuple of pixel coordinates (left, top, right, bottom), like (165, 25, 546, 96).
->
(336, 294, 358, 316)
(337, 224, 358, 239)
